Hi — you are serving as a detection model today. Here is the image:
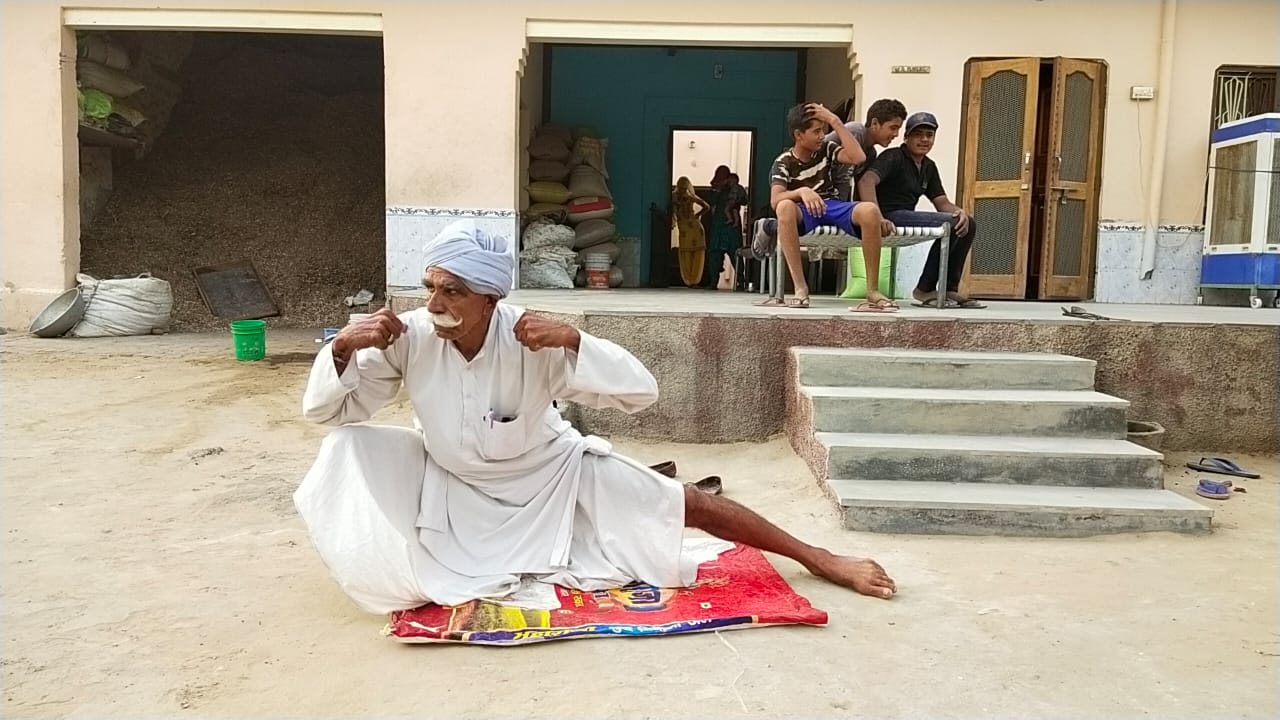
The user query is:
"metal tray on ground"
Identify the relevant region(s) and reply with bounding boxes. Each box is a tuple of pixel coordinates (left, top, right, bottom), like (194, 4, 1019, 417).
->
(192, 260, 281, 321)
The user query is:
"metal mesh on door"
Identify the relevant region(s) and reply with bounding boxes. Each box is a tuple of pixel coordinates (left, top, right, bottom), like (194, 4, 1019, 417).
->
(976, 71, 1027, 182)
(971, 197, 1020, 275)
(1059, 72, 1093, 183)
(1210, 142, 1256, 245)
(1051, 198, 1086, 277)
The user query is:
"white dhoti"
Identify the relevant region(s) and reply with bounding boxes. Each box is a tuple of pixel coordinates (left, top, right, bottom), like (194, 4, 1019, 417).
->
(295, 424, 698, 613)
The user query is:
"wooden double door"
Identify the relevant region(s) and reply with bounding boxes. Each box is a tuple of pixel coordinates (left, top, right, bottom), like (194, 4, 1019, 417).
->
(959, 58, 1107, 300)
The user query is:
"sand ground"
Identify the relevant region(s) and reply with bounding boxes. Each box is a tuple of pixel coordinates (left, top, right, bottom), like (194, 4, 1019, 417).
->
(2, 330, 1276, 718)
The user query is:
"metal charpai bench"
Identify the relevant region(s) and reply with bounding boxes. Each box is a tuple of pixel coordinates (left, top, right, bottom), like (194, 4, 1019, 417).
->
(765, 223, 952, 307)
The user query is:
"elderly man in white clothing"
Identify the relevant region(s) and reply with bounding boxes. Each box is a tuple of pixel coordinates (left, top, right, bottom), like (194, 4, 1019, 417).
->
(294, 219, 896, 615)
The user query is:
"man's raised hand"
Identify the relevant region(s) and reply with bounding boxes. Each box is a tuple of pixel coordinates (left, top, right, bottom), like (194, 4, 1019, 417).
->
(514, 313, 580, 352)
(332, 308, 406, 361)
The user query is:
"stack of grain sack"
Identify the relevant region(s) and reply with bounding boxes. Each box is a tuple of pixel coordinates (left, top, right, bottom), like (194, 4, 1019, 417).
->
(520, 124, 623, 289)
(75, 32, 191, 155)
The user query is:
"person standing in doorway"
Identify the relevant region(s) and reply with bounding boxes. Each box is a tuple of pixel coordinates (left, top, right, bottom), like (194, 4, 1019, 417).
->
(705, 171, 747, 288)
(726, 173, 748, 208)
(857, 112, 985, 308)
(671, 176, 710, 288)
(709, 165, 731, 191)
(725, 172, 749, 231)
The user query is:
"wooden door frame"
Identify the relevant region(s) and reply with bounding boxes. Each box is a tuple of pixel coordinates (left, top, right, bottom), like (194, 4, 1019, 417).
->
(1040, 57, 1107, 300)
(957, 57, 1041, 299)
(958, 55, 1107, 300)
(1085, 63, 1108, 299)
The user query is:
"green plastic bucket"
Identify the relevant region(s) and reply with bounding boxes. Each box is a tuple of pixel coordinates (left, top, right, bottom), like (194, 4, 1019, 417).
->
(230, 319, 266, 361)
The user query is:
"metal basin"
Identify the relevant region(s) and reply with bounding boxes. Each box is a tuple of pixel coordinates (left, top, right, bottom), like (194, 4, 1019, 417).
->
(29, 287, 86, 338)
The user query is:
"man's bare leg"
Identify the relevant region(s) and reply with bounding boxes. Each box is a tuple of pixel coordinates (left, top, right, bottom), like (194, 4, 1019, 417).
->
(775, 200, 810, 302)
(683, 485, 896, 599)
(852, 203, 893, 308)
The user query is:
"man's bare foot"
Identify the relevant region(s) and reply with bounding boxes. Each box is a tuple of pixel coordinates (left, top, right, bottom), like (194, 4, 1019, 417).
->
(808, 551, 897, 599)
(912, 288, 937, 303)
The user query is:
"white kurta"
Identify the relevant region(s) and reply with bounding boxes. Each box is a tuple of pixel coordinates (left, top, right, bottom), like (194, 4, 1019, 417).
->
(294, 303, 698, 614)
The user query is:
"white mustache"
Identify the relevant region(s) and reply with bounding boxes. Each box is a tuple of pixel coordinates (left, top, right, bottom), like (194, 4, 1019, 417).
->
(430, 312, 462, 329)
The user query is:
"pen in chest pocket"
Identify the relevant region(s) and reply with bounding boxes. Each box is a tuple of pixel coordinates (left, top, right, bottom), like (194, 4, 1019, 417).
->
(487, 409, 515, 428)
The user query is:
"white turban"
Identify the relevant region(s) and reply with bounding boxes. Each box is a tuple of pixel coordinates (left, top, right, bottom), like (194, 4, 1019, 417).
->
(421, 219, 513, 298)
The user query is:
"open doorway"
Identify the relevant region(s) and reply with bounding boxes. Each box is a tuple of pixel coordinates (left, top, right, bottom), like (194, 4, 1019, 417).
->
(76, 31, 385, 330)
(535, 43, 800, 288)
(667, 128, 756, 289)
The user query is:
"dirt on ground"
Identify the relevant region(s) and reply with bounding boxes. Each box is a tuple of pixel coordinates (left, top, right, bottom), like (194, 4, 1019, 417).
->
(79, 33, 386, 332)
(1, 331, 1277, 718)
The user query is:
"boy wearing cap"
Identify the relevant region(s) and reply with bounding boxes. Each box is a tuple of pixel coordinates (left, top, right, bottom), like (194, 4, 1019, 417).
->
(858, 112, 985, 309)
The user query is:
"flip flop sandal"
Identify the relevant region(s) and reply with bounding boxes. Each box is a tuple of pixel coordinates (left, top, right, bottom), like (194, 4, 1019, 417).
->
(648, 460, 678, 479)
(753, 297, 786, 307)
(911, 299, 958, 309)
(1061, 305, 1114, 321)
(852, 301, 899, 313)
(787, 296, 811, 309)
(952, 298, 987, 309)
(1186, 457, 1260, 479)
(688, 476, 723, 495)
(1195, 478, 1233, 500)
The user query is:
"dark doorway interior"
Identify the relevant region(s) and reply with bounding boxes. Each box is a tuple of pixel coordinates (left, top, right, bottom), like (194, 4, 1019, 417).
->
(79, 32, 385, 330)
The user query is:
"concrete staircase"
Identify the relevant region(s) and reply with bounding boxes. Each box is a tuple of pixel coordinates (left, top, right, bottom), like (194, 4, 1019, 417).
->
(786, 348, 1212, 537)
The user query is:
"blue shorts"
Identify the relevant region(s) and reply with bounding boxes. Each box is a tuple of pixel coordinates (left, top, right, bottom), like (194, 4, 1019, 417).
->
(798, 199, 860, 237)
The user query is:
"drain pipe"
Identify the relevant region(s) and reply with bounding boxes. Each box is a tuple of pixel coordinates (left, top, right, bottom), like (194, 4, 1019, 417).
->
(1140, 0, 1178, 279)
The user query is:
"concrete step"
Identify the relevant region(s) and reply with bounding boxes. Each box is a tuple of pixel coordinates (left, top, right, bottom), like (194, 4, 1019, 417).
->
(818, 433, 1163, 488)
(794, 347, 1096, 391)
(828, 480, 1212, 537)
(805, 386, 1128, 438)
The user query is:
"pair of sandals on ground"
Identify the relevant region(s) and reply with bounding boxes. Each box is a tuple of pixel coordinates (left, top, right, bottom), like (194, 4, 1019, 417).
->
(648, 459, 723, 495)
(758, 287, 986, 313)
(1188, 457, 1259, 500)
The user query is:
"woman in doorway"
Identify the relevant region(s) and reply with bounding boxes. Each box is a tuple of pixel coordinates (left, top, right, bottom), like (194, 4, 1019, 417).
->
(671, 176, 710, 288)
(705, 172, 747, 288)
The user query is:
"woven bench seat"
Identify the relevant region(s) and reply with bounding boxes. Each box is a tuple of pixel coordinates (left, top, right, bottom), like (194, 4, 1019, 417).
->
(766, 223, 951, 306)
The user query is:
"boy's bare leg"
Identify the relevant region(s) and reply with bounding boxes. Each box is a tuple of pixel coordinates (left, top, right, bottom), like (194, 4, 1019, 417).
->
(852, 203, 893, 307)
(775, 200, 810, 301)
(683, 485, 897, 599)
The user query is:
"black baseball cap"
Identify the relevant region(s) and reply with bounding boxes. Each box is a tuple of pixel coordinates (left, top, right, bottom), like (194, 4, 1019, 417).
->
(905, 112, 939, 134)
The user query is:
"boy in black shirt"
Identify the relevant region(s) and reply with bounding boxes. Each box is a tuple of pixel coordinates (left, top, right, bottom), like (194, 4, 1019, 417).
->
(756, 103, 893, 310)
(858, 112, 984, 308)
